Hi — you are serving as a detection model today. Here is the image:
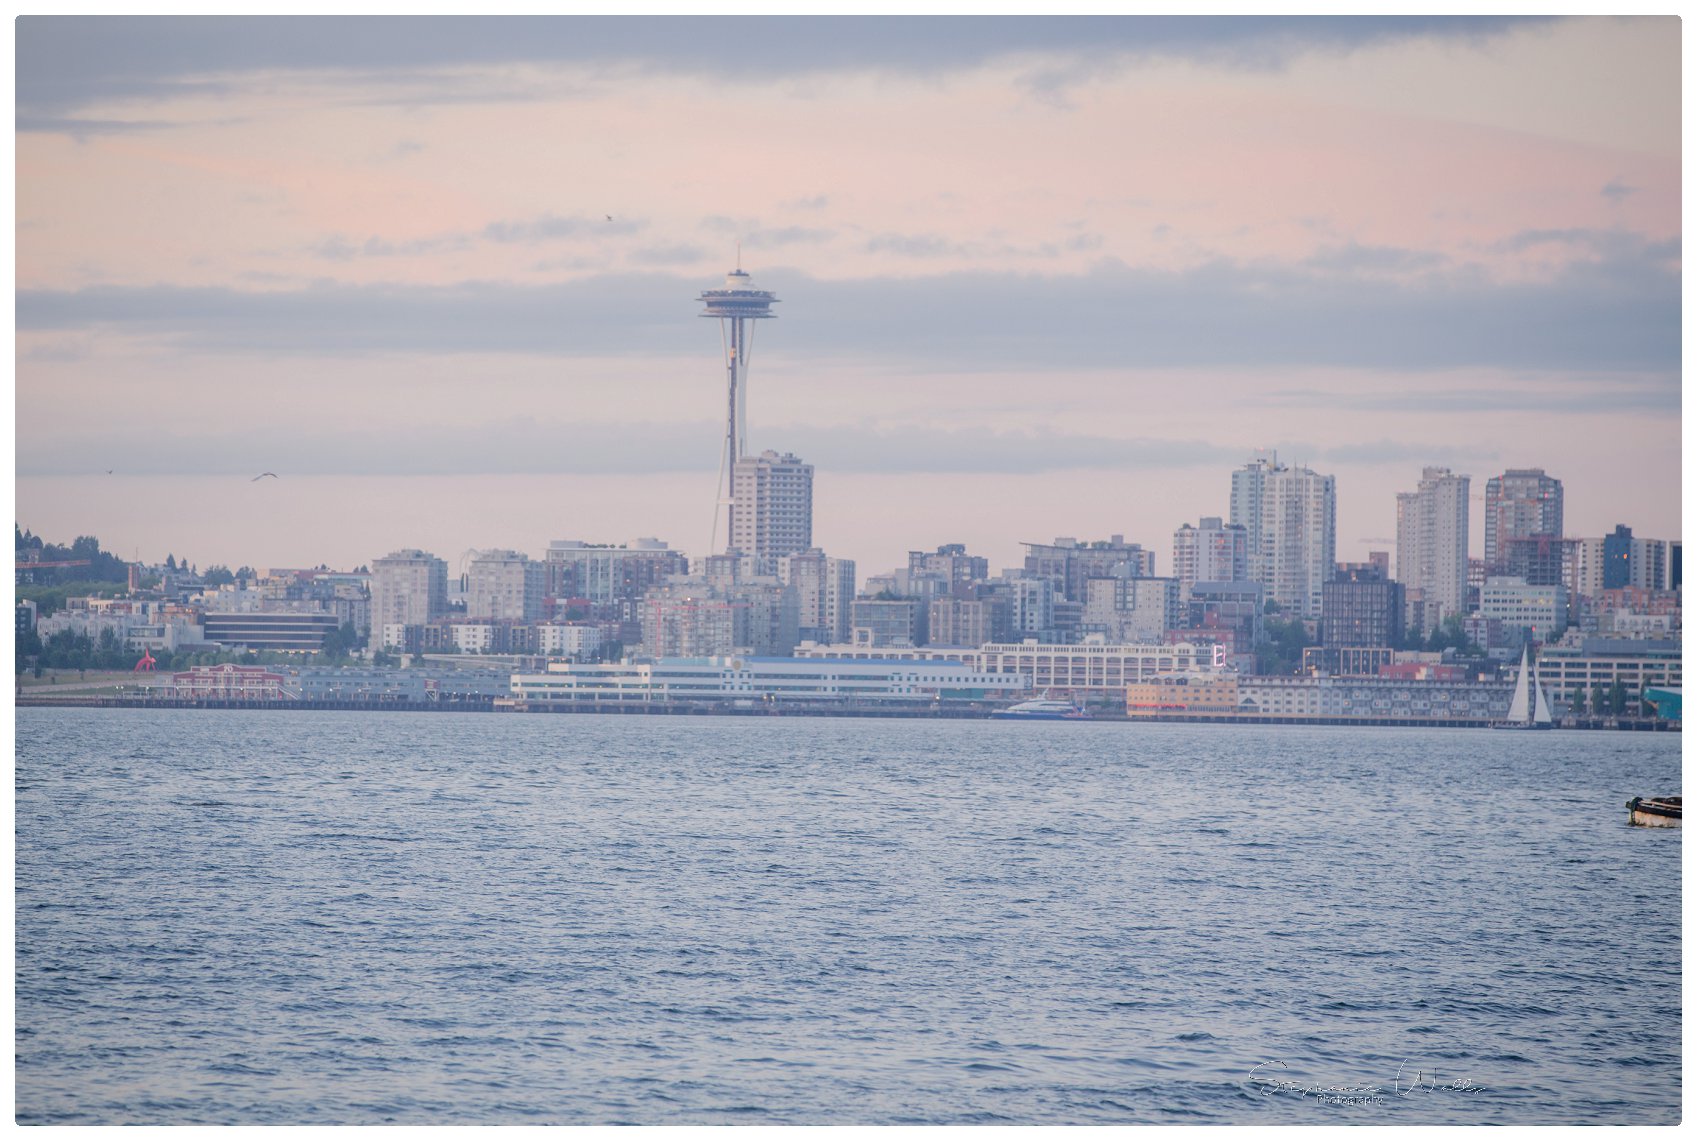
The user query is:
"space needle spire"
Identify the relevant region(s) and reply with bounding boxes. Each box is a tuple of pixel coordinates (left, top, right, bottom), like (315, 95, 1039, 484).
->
(699, 255, 778, 554)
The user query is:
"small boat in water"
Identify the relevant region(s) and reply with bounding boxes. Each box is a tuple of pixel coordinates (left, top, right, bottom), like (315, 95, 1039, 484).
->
(1628, 796, 1681, 827)
(991, 698, 1090, 721)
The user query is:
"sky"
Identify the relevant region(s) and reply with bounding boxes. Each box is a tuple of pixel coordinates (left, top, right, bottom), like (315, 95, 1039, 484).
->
(12, 15, 1682, 579)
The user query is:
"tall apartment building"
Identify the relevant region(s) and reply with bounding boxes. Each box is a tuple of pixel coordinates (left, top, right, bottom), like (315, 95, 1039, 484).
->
(1501, 535, 1579, 590)
(1231, 461, 1336, 620)
(1321, 565, 1405, 649)
(928, 597, 1011, 648)
(465, 549, 545, 621)
(543, 538, 690, 638)
(1483, 468, 1563, 569)
(907, 544, 989, 596)
(778, 548, 856, 644)
(1602, 525, 1634, 591)
(1230, 456, 1277, 572)
(369, 549, 448, 647)
(1082, 576, 1180, 643)
(1395, 467, 1469, 632)
(730, 450, 814, 559)
(1173, 517, 1248, 602)
(1022, 536, 1155, 603)
(639, 577, 798, 658)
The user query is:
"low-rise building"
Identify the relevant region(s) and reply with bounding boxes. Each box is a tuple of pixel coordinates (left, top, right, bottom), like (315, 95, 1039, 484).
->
(509, 656, 1030, 706)
(170, 664, 293, 700)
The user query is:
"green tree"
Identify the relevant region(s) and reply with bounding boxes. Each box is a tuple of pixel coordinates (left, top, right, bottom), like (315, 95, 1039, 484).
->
(1254, 615, 1312, 676)
(1608, 681, 1627, 717)
(203, 566, 235, 587)
(1592, 684, 1607, 717)
(1570, 686, 1586, 716)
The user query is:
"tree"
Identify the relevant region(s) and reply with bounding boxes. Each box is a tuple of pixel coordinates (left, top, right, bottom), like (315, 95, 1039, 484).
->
(1608, 681, 1627, 717)
(203, 565, 235, 587)
(165, 553, 177, 570)
(1592, 685, 1608, 717)
(1254, 614, 1311, 676)
(1570, 686, 1586, 716)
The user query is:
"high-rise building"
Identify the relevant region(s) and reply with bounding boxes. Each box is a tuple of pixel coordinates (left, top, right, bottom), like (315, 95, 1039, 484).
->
(1173, 517, 1249, 602)
(465, 549, 545, 622)
(1321, 564, 1405, 649)
(1483, 468, 1563, 569)
(1082, 577, 1180, 642)
(1502, 535, 1579, 589)
(1395, 467, 1469, 632)
(1230, 456, 1278, 572)
(730, 450, 814, 560)
(639, 576, 798, 658)
(1233, 462, 1336, 620)
(1021, 536, 1154, 603)
(1631, 534, 1669, 592)
(369, 549, 448, 648)
(927, 597, 1010, 647)
(778, 548, 856, 644)
(908, 544, 989, 595)
(1602, 524, 1634, 591)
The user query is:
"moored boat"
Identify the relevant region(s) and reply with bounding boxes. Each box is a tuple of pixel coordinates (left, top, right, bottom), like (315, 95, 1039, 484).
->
(1628, 796, 1681, 827)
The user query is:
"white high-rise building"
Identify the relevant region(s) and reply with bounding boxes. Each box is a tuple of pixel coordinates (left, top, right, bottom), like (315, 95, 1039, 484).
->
(1396, 467, 1470, 632)
(1229, 456, 1278, 573)
(731, 450, 814, 560)
(1232, 459, 1336, 619)
(465, 549, 545, 621)
(369, 549, 447, 647)
(778, 548, 857, 644)
(1173, 517, 1249, 602)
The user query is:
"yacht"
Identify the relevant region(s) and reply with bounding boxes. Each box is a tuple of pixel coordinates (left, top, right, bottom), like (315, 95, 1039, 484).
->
(991, 698, 1090, 721)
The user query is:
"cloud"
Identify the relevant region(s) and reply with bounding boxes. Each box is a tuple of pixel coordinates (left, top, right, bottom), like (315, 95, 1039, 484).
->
(1601, 178, 1640, 202)
(629, 244, 711, 266)
(311, 233, 472, 260)
(1257, 378, 1680, 416)
(743, 227, 835, 249)
(483, 213, 644, 243)
(18, 233, 1677, 374)
(15, 417, 1250, 479)
(1301, 242, 1448, 275)
(15, 115, 176, 139)
(16, 16, 1556, 116)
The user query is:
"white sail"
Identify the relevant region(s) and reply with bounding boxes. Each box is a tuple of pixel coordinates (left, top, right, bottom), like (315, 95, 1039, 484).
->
(1506, 647, 1531, 723)
(1533, 672, 1553, 724)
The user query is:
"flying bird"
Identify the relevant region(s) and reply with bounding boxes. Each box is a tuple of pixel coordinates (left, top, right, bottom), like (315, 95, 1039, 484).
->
(605, 214, 613, 221)
(252, 472, 278, 481)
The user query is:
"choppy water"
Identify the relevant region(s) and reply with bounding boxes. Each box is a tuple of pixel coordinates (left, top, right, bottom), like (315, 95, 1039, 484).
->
(15, 709, 1681, 1125)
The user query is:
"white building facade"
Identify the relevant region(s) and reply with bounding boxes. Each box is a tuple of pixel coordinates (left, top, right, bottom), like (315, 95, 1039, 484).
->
(1396, 467, 1470, 632)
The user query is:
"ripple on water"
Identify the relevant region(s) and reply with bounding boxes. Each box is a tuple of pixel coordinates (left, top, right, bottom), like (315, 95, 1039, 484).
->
(13, 711, 1682, 1126)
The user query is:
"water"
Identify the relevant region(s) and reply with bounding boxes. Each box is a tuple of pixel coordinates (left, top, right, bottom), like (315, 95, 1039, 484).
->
(15, 709, 1681, 1125)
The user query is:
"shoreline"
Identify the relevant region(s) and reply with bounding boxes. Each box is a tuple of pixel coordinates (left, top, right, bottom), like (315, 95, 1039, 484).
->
(13, 695, 1681, 730)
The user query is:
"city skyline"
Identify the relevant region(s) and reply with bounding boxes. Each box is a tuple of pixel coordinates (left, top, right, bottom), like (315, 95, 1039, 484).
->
(14, 16, 1681, 576)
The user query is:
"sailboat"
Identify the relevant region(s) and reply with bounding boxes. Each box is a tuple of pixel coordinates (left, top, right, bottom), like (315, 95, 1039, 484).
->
(1494, 645, 1554, 729)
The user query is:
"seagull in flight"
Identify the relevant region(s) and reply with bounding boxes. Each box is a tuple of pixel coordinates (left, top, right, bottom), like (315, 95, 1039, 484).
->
(605, 214, 614, 222)
(252, 472, 278, 481)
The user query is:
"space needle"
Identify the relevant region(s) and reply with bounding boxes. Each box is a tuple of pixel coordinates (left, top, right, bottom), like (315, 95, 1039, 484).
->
(700, 253, 778, 554)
